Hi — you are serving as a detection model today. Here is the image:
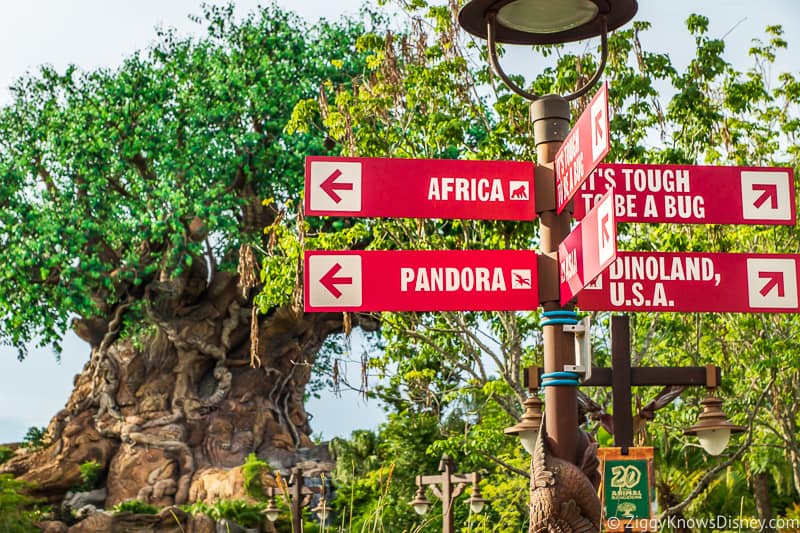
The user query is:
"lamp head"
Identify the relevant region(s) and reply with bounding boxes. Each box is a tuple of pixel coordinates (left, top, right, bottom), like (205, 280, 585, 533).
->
(263, 497, 281, 522)
(504, 395, 543, 454)
(312, 498, 330, 522)
(409, 486, 432, 516)
(458, 0, 638, 45)
(684, 395, 745, 456)
(466, 481, 488, 514)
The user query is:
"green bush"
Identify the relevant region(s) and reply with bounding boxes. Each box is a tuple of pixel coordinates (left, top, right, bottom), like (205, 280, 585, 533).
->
(0, 446, 13, 464)
(112, 499, 159, 514)
(242, 452, 271, 501)
(179, 500, 265, 527)
(180, 501, 212, 516)
(210, 500, 265, 528)
(73, 460, 103, 492)
(0, 474, 40, 532)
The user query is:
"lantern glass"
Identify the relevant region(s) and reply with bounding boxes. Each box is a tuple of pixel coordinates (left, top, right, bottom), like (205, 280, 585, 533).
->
(518, 429, 539, 455)
(697, 428, 731, 456)
(470, 499, 486, 514)
(413, 502, 430, 515)
(496, 0, 598, 34)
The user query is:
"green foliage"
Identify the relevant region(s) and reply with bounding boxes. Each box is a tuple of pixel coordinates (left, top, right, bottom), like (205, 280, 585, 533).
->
(112, 499, 159, 514)
(209, 500, 264, 528)
(241, 452, 271, 501)
(180, 499, 265, 528)
(73, 460, 104, 492)
(0, 475, 42, 532)
(180, 500, 212, 516)
(0, 3, 368, 357)
(0, 447, 13, 464)
(20, 426, 48, 449)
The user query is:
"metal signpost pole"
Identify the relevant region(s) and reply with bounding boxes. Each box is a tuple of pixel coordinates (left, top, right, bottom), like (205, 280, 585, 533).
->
(533, 96, 579, 462)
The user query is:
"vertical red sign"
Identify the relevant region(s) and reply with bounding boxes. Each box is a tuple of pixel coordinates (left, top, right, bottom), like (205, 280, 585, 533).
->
(555, 82, 610, 214)
(559, 190, 617, 304)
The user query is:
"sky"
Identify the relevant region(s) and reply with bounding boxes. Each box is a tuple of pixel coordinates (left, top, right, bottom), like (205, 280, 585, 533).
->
(0, 0, 798, 444)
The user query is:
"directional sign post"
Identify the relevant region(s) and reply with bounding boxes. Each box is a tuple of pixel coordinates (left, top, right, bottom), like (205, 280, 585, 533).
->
(555, 82, 610, 213)
(559, 190, 617, 305)
(306, 156, 535, 221)
(305, 250, 539, 312)
(574, 163, 796, 225)
(578, 252, 800, 313)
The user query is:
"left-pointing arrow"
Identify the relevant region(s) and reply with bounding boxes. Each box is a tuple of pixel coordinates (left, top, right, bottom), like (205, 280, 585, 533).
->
(758, 271, 785, 298)
(319, 263, 352, 298)
(320, 169, 353, 203)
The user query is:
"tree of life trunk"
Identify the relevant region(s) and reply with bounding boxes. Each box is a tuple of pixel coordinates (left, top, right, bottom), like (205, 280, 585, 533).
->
(1, 265, 371, 508)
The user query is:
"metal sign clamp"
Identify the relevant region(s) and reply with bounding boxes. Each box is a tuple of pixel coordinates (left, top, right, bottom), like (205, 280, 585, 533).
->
(563, 316, 592, 382)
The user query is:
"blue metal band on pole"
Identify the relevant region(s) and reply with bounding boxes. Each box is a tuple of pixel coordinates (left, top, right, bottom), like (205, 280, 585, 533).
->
(542, 372, 579, 379)
(540, 309, 579, 327)
(541, 371, 580, 387)
(539, 317, 577, 326)
(541, 379, 580, 386)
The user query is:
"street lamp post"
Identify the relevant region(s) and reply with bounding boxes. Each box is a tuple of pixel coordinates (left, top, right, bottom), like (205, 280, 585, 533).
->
(457, 2, 638, 530)
(263, 466, 329, 532)
(458, 0, 638, 462)
(409, 455, 488, 533)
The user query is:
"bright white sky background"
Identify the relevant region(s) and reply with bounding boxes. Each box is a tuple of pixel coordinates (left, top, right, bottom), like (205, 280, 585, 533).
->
(0, 0, 798, 443)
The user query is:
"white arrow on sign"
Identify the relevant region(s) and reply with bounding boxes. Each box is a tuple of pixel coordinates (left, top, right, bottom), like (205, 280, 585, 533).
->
(740, 170, 792, 222)
(596, 193, 615, 266)
(309, 161, 362, 212)
(590, 90, 608, 162)
(308, 254, 363, 307)
(746, 257, 798, 309)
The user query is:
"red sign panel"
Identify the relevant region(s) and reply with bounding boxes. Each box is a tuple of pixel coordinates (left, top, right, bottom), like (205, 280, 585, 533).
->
(578, 252, 800, 313)
(559, 190, 617, 304)
(305, 250, 538, 312)
(575, 163, 796, 225)
(555, 82, 610, 213)
(305, 156, 535, 221)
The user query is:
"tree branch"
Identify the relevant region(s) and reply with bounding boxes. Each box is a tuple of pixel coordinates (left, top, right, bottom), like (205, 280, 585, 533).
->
(477, 450, 528, 478)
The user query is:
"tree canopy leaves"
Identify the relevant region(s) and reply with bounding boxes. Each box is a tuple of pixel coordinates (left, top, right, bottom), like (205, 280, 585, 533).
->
(0, 4, 367, 357)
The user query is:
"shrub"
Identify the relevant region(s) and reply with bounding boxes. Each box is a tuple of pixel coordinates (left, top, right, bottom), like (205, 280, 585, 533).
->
(112, 499, 159, 514)
(0, 474, 40, 532)
(242, 452, 271, 501)
(209, 500, 265, 528)
(0, 447, 13, 464)
(73, 460, 103, 492)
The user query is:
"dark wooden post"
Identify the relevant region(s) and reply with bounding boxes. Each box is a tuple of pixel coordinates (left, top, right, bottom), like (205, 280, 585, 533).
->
(612, 315, 634, 452)
(291, 466, 304, 533)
